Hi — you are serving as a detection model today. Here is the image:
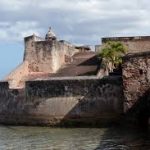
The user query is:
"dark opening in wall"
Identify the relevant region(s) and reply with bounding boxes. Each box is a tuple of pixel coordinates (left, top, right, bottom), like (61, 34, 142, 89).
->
(139, 69, 143, 75)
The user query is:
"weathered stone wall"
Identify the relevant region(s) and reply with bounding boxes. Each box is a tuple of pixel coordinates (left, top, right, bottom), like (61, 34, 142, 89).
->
(122, 52, 150, 113)
(50, 41, 78, 72)
(0, 82, 10, 114)
(0, 77, 123, 126)
(102, 36, 150, 54)
(0, 82, 24, 114)
(24, 35, 78, 73)
(0, 82, 31, 124)
(24, 76, 123, 126)
(28, 40, 53, 72)
(6, 34, 79, 88)
(5, 61, 29, 89)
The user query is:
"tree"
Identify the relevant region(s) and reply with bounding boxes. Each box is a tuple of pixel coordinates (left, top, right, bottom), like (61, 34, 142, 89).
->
(99, 41, 127, 73)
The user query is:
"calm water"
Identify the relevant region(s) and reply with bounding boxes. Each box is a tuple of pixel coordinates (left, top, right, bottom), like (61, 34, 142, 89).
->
(0, 126, 149, 150)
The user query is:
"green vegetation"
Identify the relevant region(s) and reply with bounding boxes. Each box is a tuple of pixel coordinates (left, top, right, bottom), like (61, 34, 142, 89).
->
(99, 41, 127, 73)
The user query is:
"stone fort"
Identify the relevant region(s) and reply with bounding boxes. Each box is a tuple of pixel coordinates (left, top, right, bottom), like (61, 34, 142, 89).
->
(5, 28, 100, 89)
(0, 28, 150, 126)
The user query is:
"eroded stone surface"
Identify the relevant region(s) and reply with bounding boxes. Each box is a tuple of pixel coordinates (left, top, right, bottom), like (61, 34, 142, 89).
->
(4, 29, 100, 89)
(0, 77, 123, 126)
(122, 52, 150, 113)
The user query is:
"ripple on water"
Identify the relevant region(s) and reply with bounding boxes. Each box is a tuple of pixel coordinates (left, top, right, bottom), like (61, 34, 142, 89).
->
(0, 126, 149, 150)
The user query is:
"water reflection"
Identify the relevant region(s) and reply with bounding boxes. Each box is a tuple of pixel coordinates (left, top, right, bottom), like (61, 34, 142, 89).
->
(0, 126, 149, 150)
(95, 127, 150, 150)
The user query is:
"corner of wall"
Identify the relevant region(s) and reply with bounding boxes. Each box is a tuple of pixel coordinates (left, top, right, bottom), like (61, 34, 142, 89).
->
(23, 35, 36, 61)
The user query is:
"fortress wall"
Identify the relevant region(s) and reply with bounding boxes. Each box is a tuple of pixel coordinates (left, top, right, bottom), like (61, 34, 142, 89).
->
(0, 82, 9, 95)
(60, 41, 79, 57)
(51, 41, 68, 72)
(23, 76, 123, 126)
(5, 35, 79, 89)
(24, 35, 36, 61)
(0, 82, 27, 124)
(5, 61, 29, 89)
(33, 40, 79, 73)
(23, 36, 54, 73)
(0, 77, 123, 126)
(4, 35, 37, 88)
(5, 35, 38, 88)
(29, 41, 54, 72)
(51, 41, 79, 72)
(0, 82, 16, 113)
(32, 40, 77, 73)
(122, 52, 150, 113)
(24, 36, 79, 73)
(102, 36, 150, 53)
(0, 82, 10, 113)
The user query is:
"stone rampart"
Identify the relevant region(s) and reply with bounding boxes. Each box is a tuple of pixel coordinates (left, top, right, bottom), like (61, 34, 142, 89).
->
(0, 76, 123, 126)
(24, 35, 79, 73)
(5, 32, 80, 88)
(5, 61, 29, 89)
(102, 36, 150, 53)
(122, 51, 150, 126)
(122, 52, 150, 112)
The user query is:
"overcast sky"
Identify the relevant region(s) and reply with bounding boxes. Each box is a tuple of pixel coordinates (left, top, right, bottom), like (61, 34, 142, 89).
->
(0, 0, 150, 79)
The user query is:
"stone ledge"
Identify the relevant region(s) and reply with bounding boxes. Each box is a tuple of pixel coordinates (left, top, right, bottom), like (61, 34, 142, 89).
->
(102, 36, 150, 43)
(123, 51, 150, 61)
(26, 76, 122, 85)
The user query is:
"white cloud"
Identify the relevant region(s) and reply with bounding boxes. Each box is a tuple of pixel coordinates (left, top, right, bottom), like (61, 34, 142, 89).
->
(0, 0, 150, 45)
(0, 0, 28, 11)
(0, 21, 43, 41)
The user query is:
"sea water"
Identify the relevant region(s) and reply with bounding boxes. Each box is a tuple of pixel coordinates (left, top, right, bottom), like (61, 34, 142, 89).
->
(0, 126, 149, 150)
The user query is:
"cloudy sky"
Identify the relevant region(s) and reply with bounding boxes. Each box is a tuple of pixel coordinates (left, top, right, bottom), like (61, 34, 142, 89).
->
(0, 0, 149, 78)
